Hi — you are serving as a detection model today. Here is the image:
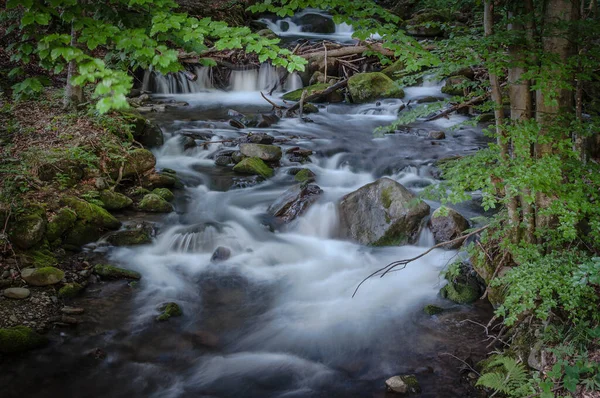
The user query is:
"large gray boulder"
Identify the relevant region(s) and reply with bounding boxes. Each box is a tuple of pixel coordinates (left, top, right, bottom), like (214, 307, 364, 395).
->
(239, 144, 282, 162)
(429, 207, 469, 249)
(338, 178, 430, 246)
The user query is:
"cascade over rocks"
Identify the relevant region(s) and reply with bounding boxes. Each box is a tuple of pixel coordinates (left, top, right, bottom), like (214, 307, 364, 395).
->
(268, 183, 323, 224)
(338, 178, 430, 246)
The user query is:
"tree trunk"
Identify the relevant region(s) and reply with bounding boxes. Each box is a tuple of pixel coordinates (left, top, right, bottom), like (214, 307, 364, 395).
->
(64, 23, 84, 109)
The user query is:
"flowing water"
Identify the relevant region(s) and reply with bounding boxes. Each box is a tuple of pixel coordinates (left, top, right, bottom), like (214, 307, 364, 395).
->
(0, 18, 494, 398)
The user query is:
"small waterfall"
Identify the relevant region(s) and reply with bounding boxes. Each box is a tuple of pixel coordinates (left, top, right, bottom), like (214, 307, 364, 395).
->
(142, 66, 214, 94)
(417, 227, 435, 247)
(230, 68, 259, 91)
(229, 63, 302, 92)
(284, 72, 303, 91)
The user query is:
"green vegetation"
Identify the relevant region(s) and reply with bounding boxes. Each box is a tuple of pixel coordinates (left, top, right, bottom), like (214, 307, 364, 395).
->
(156, 302, 183, 322)
(0, 326, 48, 354)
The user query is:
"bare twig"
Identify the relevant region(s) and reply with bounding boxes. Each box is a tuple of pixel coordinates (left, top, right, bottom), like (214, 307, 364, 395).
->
(260, 91, 285, 110)
(439, 353, 481, 376)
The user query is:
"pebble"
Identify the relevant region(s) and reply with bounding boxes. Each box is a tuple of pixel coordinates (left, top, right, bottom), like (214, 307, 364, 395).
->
(9, 315, 18, 323)
(61, 306, 85, 315)
(3, 287, 31, 299)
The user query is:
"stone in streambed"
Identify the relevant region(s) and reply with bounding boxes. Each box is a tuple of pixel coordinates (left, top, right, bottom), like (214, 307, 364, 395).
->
(156, 302, 182, 322)
(429, 207, 469, 249)
(348, 72, 405, 103)
(338, 178, 430, 246)
(152, 188, 174, 202)
(58, 283, 84, 298)
(239, 144, 282, 162)
(385, 374, 421, 395)
(440, 280, 480, 304)
(232, 157, 273, 178)
(423, 304, 444, 315)
(428, 130, 446, 140)
(139, 194, 173, 213)
(21, 267, 64, 286)
(211, 247, 232, 263)
(0, 326, 48, 354)
(268, 184, 323, 223)
(94, 264, 141, 280)
(294, 169, 316, 183)
(3, 287, 30, 299)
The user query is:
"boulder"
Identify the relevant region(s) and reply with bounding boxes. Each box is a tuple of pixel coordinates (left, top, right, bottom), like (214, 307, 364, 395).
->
(3, 287, 31, 299)
(9, 205, 47, 250)
(442, 75, 471, 96)
(348, 72, 405, 103)
(61, 197, 121, 230)
(268, 184, 323, 223)
(429, 207, 469, 249)
(123, 111, 164, 148)
(211, 246, 232, 262)
(58, 283, 84, 298)
(156, 302, 183, 321)
(21, 267, 65, 286)
(0, 326, 48, 354)
(307, 55, 340, 77)
(238, 132, 275, 145)
(45, 207, 77, 242)
(282, 83, 343, 103)
(338, 178, 430, 246)
(215, 156, 233, 166)
(440, 279, 480, 304)
(139, 194, 173, 213)
(232, 157, 273, 178)
(428, 130, 446, 140)
(37, 159, 84, 187)
(294, 169, 316, 183)
(94, 264, 141, 280)
(385, 375, 421, 395)
(152, 188, 175, 202)
(142, 172, 181, 189)
(239, 144, 282, 162)
(106, 227, 152, 246)
(98, 190, 133, 210)
(120, 149, 156, 178)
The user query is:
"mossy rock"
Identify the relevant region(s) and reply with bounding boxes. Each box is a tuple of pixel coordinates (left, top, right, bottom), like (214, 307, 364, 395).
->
(94, 264, 141, 280)
(46, 208, 77, 242)
(9, 206, 47, 250)
(152, 188, 174, 202)
(121, 110, 164, 148)
(106, 229, 152, 246)
(381, 59, 407, 78)
(348, 72, 405, 103)
(139, 194, 173, 213)
(294, 169, 316, 183)
(58, 282, 84, 298)
(302, 103, 319, 114)
(98, 190, 133, 210)
(423, 304, 444, 315)
(142, 172, 182, 189)
(61, 197, 121, 230)
(113, 149, 156, 179)
(440, 280, 480, 304)
(0, 326, 48, 354)
(282, 83, 343, 103)
(156, 302, 183, 322)
(23, 249, 58, 268)
(62, 221, 106, 250)
(232, 157, 273, 178)
(21, 267, 64, 286)
(442, 75, 471, 96)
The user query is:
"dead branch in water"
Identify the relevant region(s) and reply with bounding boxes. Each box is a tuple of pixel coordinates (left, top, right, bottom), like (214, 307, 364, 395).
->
(286, 79, 348, 115)
(260, 91, 286, 110)
(352, 226, 488, 298)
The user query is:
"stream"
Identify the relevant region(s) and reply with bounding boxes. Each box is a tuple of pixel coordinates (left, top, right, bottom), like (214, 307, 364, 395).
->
(1, 12, 494, 398)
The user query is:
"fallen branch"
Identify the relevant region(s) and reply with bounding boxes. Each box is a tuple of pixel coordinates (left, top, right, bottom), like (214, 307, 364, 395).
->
(260, 91, 286, 110)
(286, 79, 348, 115)
(425, 93, 490, 122)
(439, 353, 481, 376)
(300, 43, 395, 59)
(352, 225, 488, 298)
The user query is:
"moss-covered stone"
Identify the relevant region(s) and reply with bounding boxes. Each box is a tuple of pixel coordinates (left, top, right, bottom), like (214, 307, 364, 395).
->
(156, 302, 183, 322)
(381, 59, 407, 77)
(21, 267, 64, 286)
(152, 188, 175, 202)
(0, 326, 48, 354)
(302, 103, 319, 114)
(442, 75, 471, 96)
(24, 249, 58, 268)
(9, 206, 47, 250)
(61, 197, 121, 230)
(116, 149, 156, 178)
(440, 280, 480, 304)
(142, 172, 181, 189)
(348, 72, 405, 103)
(139, 194, 173, 213)
(98, 190, 133, 210)
(294, 169, 316, 183)
(58, 282, 84, 298)
(423, 304, 444, 315)
(232, 157, 273, 178)
(62, 222, 104, 250)
(121, 110, 164, 148)
(94, 264, 141, 280)
(282, 83, 343, 103)
(106, 229, 152, 246)
(45, 207, 77, 242)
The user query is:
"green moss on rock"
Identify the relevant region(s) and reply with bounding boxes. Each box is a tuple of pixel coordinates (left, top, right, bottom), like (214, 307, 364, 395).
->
(294, 169, 316, 183)
(348, 72, 405, 103)
(9, 206, 47, 249)
(98, 190, 133, 210)
(156, 302, 183, 321)
(152, 188, 174, 202)
(423, 304, 444, 315)
(94, 264, 141, 280)
(440, 280, 480, 304)
(46, 207, 77, 242)
(139, 194, 173, 213)
(25, 249, 58, 268)
(106, 229, 152, 246)
(0, 326, 48, 354)
(232, 157, 273, 178)
(282, 83, 343, 103)
(61, 197, 121, 230)
(21, 267, 64, 286)
(58, 282, 84, 298)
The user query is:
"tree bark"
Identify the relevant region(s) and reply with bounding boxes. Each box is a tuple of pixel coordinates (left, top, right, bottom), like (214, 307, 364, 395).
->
(64, 23, 84, 109)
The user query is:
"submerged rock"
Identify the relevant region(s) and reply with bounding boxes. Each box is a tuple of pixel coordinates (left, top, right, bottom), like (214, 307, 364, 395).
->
(348, 72, 405, 103)
(232, 157, 274, 178)
(268, 184, 323, 223)
(385, 374, 421, 395)
(429, 207, 469, 249)
(21, 267, 65, 286)
(338, 178, 430, 246)
(428, 130, 446, 140)
(0, 326, 48, 354)
(156, 302, 183, 322)
(94, 264, 141, 280)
